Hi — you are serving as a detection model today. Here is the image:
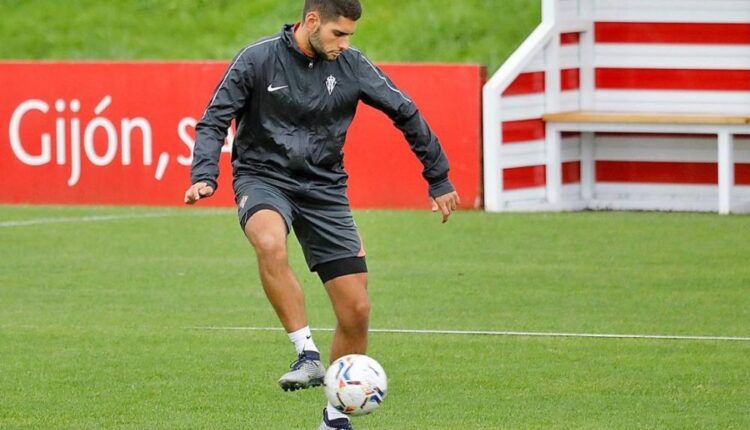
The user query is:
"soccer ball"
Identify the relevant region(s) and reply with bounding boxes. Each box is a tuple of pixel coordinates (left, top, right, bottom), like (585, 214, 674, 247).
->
(324, 354, 388, 416)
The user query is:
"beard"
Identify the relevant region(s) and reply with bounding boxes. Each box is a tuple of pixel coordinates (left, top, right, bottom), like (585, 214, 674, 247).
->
(309, 29, 337, 61)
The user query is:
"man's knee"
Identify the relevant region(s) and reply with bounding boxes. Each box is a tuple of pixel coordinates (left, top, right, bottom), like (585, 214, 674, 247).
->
(249, 232, 285, 257)
(354, 298, 371, 323)
(339, 297, 370, 331)
(251, 238, 290, 275)
(245, 210, 288, 261)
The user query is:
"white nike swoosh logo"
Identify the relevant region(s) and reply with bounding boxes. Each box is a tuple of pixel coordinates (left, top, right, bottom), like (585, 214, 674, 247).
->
(267, 84, 288, 92)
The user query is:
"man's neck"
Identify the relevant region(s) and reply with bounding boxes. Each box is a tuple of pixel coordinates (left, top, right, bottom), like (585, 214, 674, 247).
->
(293, 22, 315, 58)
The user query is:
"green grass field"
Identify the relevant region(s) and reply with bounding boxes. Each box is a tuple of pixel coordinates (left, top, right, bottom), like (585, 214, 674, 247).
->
(1, 205, 749, 429)
(0, 0, 540, 71)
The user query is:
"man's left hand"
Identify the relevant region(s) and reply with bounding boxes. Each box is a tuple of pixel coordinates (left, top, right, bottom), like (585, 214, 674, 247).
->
(430, 191, 460, 223)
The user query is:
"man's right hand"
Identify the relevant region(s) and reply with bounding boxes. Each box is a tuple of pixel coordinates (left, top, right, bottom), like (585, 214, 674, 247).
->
(184, 182, 215, 205)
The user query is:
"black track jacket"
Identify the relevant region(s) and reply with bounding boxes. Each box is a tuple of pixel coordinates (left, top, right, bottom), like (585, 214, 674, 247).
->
(191, 24, 455, 198)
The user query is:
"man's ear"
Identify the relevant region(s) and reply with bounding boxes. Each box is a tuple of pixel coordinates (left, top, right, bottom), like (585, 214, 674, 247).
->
(304, 11, 321, 31)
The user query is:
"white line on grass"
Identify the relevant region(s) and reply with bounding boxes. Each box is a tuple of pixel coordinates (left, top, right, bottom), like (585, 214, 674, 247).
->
(0, 211, 227, 228)
(186, 326, 750, 342)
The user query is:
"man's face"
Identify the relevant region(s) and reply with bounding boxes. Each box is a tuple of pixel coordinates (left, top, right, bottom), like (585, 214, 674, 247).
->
(309, 15, 357, 61)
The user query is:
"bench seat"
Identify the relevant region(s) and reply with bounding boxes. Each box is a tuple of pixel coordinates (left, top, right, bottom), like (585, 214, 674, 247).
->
(543, 112, 750, 126)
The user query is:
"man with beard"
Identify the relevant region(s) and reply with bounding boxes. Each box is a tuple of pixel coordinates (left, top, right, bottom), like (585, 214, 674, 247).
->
(185, 1, 459, 428)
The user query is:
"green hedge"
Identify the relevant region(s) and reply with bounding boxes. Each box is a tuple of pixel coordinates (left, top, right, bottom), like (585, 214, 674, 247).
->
(0, 0, 540, 71)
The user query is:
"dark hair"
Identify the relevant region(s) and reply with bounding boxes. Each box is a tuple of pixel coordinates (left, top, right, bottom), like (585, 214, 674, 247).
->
(303, 0, 362, 22)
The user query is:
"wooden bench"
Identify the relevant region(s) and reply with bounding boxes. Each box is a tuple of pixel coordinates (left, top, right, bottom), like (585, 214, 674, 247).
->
(542, 111, 750, 214)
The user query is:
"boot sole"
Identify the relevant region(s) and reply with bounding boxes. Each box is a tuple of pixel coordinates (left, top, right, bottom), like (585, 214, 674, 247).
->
(279, 377, 324, 392)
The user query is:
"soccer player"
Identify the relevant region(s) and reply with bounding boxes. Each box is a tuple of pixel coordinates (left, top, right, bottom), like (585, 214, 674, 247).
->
(184, 0, 459, 428)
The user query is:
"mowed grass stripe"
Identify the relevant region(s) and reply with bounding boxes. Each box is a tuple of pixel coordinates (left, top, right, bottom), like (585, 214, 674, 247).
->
(187, 326, 750, 342)
(0, 210, 228, 227)
(1, 326, 748, 429)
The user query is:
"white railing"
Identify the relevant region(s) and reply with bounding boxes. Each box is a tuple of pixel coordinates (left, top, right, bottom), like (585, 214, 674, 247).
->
(482, 22, 555, 211)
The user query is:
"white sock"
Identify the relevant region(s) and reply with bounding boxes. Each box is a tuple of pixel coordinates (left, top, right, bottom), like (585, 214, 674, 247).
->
(287, 326, 319, 355)
(326, 401, 349, 421)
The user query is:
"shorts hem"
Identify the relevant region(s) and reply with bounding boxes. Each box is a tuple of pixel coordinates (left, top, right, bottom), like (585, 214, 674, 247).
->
(313, 256, 368, 283)
(239, 204, 290, 234)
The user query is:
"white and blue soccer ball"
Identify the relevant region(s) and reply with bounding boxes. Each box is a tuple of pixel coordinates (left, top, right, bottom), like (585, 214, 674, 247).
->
(324, 354, 388, 416)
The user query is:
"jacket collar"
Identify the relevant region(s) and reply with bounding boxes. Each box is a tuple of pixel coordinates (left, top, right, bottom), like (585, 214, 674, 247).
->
(282, 23, 317, 62)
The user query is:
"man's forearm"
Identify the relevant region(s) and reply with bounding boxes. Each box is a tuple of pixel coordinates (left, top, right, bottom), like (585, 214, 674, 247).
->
(189, 125, 225, 190)
(394, 111, 454, 195)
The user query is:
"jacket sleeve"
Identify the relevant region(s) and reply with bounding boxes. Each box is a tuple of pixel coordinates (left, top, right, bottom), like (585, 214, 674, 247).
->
(355, 50, 455, 198)
(190, 48, 254, 191)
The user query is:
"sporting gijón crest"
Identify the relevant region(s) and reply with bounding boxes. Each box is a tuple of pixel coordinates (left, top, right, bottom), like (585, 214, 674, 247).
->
(326, 75, 337, 95)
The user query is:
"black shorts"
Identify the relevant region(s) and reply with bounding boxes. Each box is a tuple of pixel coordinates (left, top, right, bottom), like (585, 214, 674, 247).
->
(233, 176, 366, 276)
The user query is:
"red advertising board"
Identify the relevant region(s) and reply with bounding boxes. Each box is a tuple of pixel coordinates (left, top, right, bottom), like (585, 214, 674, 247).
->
(0, 62, 482, 209)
